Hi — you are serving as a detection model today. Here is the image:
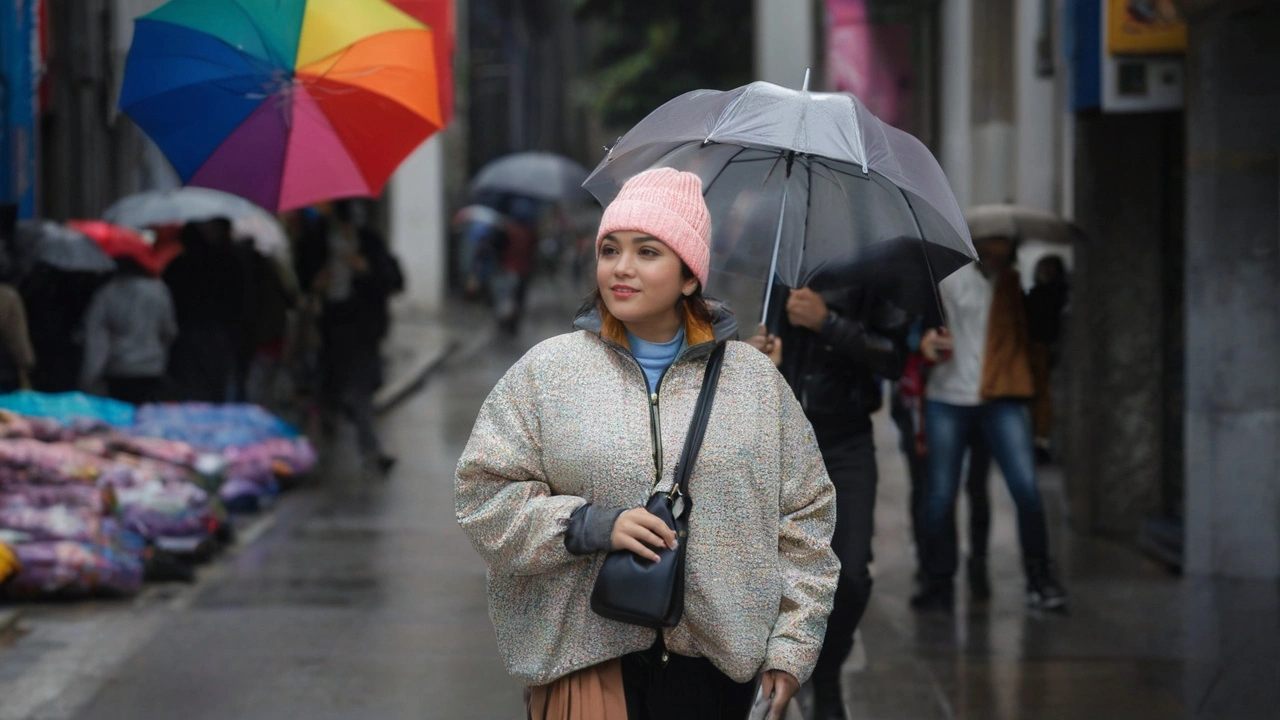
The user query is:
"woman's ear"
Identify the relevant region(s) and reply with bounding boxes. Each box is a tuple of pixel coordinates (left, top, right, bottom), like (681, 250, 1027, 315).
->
(682, 277, 699, 297)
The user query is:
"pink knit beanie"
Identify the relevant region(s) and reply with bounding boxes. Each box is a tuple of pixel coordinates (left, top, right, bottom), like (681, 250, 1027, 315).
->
(596, 168, 712, 287)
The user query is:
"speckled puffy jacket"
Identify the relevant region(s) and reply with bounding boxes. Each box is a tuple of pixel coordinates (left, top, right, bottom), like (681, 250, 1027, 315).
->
(455, 304, 839, 687)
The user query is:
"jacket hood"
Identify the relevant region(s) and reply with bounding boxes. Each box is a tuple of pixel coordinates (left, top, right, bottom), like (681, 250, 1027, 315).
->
(573, 297, 740, 358)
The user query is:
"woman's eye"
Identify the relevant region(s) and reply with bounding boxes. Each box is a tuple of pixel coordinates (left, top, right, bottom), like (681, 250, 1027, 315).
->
(640, 248, 659, 257)
(600, 246, 618, 256)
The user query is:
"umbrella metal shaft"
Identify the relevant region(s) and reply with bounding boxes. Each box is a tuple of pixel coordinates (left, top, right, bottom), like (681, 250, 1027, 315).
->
(760, 184, 790, 326)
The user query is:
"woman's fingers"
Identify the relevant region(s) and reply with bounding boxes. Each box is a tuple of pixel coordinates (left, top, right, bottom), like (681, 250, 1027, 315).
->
(619, 536, 662, 562)
(633, 512, 677, 547)
(611, 508, 677, 556)
(765, 670, 800, 720)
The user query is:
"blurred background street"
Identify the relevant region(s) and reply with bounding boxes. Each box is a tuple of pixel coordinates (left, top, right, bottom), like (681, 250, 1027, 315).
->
(1, 0, 1278, 718)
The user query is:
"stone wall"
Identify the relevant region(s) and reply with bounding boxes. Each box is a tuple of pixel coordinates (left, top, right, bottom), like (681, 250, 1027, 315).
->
(1182, 1, 1280, 578)
(1067, 112, 1184, 542)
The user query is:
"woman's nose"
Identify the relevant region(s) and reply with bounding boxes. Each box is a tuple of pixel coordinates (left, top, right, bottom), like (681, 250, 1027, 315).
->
(613, 252, 636, 275)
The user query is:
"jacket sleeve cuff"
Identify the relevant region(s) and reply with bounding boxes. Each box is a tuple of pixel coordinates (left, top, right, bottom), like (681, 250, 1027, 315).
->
(563, 504, 626, 555)
(763, 637, 821, 685)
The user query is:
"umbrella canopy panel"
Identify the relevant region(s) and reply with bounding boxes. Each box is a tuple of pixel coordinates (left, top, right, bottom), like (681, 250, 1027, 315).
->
(120, 0, 444, 212)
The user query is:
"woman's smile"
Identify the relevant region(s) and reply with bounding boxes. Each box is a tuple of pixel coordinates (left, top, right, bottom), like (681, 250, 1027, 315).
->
(610, 284, 639, 299)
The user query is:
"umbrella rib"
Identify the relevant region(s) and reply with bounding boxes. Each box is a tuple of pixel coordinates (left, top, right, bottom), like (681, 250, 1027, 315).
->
(700, 144, 753, 196)
(896, 185, 947, 326)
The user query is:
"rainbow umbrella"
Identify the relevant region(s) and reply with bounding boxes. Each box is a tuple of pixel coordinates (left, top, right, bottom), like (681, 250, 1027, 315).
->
(119, 0, 444, 212)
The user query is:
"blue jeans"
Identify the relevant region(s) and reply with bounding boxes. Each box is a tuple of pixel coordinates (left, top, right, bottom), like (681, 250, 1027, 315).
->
(922, 399, 1050, 580)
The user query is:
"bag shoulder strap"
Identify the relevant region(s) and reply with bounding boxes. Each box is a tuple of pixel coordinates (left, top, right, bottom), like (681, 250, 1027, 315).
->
(671, 343, 727, 499)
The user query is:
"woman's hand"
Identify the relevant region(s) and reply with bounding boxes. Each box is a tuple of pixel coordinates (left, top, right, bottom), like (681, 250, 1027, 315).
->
(745, 324, 783, 367)
(611, 504, 680, 561)
(611, 508, 677, 562)
(756, 670, 800, 720)
(920, 327, 953, 363)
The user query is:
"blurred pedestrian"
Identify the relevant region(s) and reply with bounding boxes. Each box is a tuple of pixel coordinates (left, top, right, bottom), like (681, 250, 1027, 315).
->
(893, 325, 994, 601)
(913, 237, 1067, 612)
(163, 218, 244, 402)
(231, 236, 296, 406)
(79, 257, 177, 404)
(747, 279, 909, 720)
(20, 267, 103, 392)
(301, 200, 401, 474)
(1025, 255, 1069, 461)
(0, 270, 35, 394)
(456, 169, 839, 720)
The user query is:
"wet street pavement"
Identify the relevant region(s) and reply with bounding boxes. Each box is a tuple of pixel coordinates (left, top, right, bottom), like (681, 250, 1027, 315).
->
(1, 279, 1276, 719)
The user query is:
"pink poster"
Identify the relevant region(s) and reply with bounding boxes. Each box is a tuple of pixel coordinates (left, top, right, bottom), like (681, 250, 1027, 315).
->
(825, 0, 915, 131)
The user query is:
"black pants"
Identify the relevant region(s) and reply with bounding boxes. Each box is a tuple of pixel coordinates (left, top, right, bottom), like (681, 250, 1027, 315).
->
(105, 376, 162, 405)
(168, 327, 234, 402)
(621, 639, 755, 719)
(811, 432, 877, 687)
(320, 323, 384, 459)
(889, 391, 928, 569)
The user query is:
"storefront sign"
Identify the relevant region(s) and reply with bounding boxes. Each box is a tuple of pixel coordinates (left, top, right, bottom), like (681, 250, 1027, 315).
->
(1107, 0, 1186, 55)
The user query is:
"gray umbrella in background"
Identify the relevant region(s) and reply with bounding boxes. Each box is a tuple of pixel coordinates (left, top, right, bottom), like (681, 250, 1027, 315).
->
(965, 204, 1083, 245)
(103, 187, 289, 259)
(584, 78, 977, 326)
(13, 221, 117, 277)
(470, 152, 592, 204)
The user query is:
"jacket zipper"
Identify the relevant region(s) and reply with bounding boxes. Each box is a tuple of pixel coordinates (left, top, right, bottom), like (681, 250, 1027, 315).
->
(646, 364, 671, 485)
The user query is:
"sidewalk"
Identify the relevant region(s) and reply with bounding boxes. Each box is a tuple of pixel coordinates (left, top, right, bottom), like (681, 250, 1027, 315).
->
(839, 411, 1279, 719)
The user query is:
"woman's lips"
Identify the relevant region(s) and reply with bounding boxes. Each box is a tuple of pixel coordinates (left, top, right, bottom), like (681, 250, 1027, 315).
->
(610, 285, 638, 298)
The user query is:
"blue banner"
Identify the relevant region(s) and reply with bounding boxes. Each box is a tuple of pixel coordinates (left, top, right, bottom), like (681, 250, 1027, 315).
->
(0, 0, 39, 218)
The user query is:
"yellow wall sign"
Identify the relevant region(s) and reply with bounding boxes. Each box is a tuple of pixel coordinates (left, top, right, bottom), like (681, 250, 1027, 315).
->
(1107, 0, 1187, 55)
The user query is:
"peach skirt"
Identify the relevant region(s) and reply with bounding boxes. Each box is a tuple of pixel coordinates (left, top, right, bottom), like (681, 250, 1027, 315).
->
(526, 659, 628, 720)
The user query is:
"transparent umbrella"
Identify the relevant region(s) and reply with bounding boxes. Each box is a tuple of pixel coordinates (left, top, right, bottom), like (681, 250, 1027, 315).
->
(103, 187, 289, 259)
(584, 78, 977, 326)
(470, 152, 592, 205)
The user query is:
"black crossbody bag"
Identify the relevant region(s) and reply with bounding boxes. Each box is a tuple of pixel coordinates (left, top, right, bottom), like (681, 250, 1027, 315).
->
(590, 343, 726, 629)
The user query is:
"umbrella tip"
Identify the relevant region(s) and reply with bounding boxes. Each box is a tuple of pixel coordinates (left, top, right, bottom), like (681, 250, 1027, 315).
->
(802, 68, 811, 92)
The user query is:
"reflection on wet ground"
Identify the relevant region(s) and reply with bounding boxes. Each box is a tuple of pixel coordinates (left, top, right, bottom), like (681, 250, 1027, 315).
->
(849, 407, 1279, 719)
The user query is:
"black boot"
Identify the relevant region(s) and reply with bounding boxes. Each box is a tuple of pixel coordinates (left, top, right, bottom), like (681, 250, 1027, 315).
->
(811, 677, 847, 720)
(968, 555, 991, 602)
(909, 578, 954, 613)
(1025, 559, 1068, 610)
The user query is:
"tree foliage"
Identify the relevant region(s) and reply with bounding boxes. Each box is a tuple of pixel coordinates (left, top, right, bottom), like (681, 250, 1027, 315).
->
(575, 0, 754, 127)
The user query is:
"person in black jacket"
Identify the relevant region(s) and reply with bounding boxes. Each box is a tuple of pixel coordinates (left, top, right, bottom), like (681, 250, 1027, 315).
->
(747, 282, 909, 720)
(296, 200, 403, 474)
(164, 219, 244, 402)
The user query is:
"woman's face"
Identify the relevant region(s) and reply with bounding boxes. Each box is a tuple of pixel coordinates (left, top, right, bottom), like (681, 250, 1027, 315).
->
(597, 231, 698, 333)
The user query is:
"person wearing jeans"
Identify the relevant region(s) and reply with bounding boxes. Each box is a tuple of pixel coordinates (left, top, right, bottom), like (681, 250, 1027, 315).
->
(913, 237, 1066, 612)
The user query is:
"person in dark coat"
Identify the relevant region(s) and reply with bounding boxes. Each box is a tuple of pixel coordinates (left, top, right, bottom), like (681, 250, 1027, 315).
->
(163, 218, 244, 402)
(1024, 255, 1070, 456)
(747, 282, 910, 720)
(297, 200, 403, 474)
